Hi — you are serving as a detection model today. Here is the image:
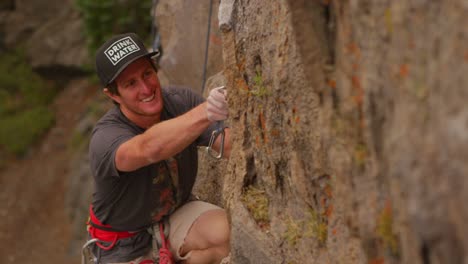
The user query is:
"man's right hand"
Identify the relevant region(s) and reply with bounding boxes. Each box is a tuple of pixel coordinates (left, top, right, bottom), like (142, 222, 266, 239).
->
(206, 86, 228, 121)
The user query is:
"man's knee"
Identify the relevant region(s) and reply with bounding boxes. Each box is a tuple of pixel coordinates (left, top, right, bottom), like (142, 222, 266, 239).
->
(204, 210, 230, 245)
(191, 209, 230, 247)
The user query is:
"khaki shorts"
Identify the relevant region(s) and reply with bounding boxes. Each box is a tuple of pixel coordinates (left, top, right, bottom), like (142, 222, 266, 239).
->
(169, 201, 222, 260)
(109, 201, 222, 264)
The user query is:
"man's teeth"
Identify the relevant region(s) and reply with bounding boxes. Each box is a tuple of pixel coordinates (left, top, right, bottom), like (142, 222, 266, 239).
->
(142, 93, 155, 102)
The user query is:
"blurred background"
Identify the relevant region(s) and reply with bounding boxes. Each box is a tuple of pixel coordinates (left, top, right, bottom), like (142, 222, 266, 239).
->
(0, 0, 222, 263)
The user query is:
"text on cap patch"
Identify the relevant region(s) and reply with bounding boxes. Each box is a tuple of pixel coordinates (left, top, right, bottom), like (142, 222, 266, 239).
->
(104, 36, 141, 66)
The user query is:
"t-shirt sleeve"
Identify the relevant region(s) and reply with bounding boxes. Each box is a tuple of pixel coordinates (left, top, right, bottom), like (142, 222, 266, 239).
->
(89, 123, 134, 179)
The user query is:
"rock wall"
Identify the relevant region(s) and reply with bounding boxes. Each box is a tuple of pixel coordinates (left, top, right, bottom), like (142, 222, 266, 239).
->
(218, 0, 468, 263)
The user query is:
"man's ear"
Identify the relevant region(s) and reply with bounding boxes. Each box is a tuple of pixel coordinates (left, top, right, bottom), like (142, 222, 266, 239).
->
(103, 88, 122, 104)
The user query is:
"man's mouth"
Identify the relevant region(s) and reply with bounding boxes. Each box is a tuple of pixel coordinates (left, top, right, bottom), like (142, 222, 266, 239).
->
(141, 93, 155, 102)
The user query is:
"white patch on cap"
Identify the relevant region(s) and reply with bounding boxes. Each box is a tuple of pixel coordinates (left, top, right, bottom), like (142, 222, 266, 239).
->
(104, 36, 141, 66)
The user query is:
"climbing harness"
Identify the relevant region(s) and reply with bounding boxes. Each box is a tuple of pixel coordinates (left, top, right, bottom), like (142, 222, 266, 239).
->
(81, 206, 141, 264)
(82, 206, 174, 264)
(81, 222, 173, 264)
(207, 120, 226, 159)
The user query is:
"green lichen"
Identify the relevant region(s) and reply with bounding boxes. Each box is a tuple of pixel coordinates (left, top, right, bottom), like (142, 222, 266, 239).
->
(283, 209, 328, 247)
(377, 203, 399, 256)
(241, 186, 270, 227)
(250, 70, 270, 97)
(411, 79, 428, 100)
(284, 217, 302, 246)
(384, 8, 393, 33)
(304, 209, 328, 245)
(354, 143, 368, 168)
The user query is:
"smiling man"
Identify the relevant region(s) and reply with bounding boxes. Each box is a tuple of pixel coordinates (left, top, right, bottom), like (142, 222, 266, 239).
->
(85, 33, 231, 264)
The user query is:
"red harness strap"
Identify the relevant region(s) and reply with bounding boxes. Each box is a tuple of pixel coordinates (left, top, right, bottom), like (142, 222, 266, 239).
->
(158, 222, 174, 264)
(87, 205, 136, 250)
(88, 206, 174, 264)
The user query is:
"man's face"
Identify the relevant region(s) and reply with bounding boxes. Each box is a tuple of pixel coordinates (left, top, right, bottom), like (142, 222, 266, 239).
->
(106, 57, 163, 123)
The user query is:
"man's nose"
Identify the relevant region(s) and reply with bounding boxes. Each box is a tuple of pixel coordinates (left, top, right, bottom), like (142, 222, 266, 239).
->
(140, 80, 152, 93)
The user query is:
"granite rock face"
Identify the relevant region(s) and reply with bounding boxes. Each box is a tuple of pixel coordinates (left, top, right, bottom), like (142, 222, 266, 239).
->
(216, 0, 468, 263)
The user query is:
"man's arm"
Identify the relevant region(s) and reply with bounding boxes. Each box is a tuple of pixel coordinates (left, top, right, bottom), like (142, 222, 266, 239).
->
(115, 102, 212, 172)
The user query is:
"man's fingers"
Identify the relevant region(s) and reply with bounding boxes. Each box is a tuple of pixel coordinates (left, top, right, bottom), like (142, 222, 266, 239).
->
(207, 102, 228, 115)
(210, 89, 227, 102)
(213, 86, 226, 94)
(208, 97, 227, 110)
(206, 101, 228, 121)
(206, 86, 229, 121)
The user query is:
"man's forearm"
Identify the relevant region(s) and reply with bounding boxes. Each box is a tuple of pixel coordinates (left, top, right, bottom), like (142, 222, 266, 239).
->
(116, 102, 212, 171)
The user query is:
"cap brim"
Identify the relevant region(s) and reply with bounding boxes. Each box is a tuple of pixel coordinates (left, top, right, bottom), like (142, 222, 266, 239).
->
(106, 50, 159, 86)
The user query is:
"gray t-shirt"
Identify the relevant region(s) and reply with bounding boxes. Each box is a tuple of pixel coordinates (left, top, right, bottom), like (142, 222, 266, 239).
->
(89, 86, 215, 232)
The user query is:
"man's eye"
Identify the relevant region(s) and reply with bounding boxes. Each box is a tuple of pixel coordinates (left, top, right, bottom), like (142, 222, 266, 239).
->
(144, 70, 153, 78)
(125, 80, 136, 88)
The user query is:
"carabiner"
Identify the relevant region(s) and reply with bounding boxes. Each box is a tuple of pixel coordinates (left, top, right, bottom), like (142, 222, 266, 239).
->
(81, 238, 100, 264)
(206, 122, 225, 159)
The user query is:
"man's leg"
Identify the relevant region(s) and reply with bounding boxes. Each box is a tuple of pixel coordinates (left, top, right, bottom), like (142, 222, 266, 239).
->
(179, 209, 230, 264)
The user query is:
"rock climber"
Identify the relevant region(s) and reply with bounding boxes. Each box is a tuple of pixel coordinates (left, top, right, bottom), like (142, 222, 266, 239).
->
(84, 32, 231, 264)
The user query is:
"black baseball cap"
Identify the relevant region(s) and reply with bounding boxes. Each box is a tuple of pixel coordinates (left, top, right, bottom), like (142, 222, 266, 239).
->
(95, 33, 159, 87)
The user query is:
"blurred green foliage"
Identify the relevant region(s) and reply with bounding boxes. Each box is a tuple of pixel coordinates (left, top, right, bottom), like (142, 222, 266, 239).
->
(0, 49, 57, 156)
(0, 107, 54, 155)
(0, 1, 155, 157)
(75, 0, 153, 58)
